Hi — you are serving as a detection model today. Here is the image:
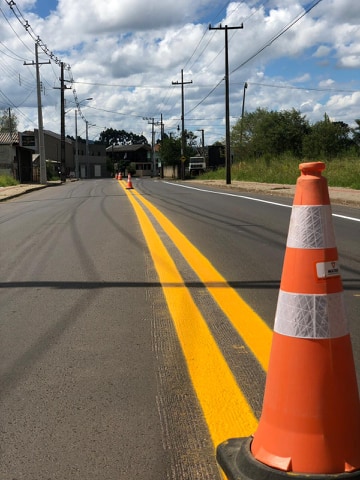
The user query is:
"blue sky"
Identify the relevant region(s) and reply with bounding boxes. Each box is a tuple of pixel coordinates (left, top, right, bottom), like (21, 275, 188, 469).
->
(1, 0, 360, 145)
(33, 0, 57, 17)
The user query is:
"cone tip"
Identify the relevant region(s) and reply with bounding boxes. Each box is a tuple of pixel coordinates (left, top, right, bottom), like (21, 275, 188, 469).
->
(299, 162, 325, 176)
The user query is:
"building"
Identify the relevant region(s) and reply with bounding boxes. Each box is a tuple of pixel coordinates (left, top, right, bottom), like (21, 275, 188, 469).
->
(77, 142, 108, 179)
(19, 130, 74, 181)
(1, 129, 109, 182)
(106, 144, 152, 176)
(0, 132, 33, 181)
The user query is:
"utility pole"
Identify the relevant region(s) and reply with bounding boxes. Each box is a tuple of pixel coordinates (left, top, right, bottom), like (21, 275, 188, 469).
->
(75, 109, 79, 178)
(60, 62, 71, 180)
(160, 113, 164, 141)
(54, 62, 71, 181)
(197, 129, 205, 157)
(172, 69, 192, 180)
(143, 117, 161, 177)
(8, 107, 12, 137)
(24, 42, 50, 184)
(160, 113, 164, 178)
(84, 120, 96, 178)
(209, 23, 243, 185)
(85, 120, 89, 178)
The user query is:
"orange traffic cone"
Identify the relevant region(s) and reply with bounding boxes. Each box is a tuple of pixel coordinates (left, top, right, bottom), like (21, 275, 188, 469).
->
(217, 162, 360, 479)
(119, 172, 122, 181)
(126, 173, 133, 189)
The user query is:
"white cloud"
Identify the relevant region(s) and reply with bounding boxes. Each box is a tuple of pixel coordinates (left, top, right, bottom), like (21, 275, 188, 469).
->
(0, 0, 360, 145)
(313, 45, 331, 58)
(319, 79, 335, 87)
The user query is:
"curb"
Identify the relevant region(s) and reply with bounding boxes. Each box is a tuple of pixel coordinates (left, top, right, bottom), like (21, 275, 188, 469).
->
(0, 182, 61, 202)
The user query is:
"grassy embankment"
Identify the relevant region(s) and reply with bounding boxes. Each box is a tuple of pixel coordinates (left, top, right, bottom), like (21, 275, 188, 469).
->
(200, 156, 360, 190)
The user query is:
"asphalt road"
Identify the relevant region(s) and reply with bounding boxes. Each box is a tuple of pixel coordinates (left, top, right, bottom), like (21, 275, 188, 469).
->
(136, 177, 360, 358)
(1, 178, 359, 479)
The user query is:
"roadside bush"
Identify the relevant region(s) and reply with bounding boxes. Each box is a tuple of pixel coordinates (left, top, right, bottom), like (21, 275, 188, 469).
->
(0, 175, 18, 187)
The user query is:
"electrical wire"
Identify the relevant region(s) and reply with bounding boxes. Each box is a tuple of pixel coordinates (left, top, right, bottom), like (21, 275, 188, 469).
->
(230, 0, 324, 75)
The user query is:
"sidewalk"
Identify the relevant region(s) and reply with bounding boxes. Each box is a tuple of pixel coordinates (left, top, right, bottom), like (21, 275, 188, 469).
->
(0, 181, 62, 202)
(189, 179, 360, 208)
(189, 179, 360, 209)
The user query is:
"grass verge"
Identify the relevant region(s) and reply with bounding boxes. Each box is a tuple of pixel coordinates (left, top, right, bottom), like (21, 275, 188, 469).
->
(201, 156, 360, 189)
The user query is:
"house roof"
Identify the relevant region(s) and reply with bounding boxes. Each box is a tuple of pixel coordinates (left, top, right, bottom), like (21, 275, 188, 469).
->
(105, 143, 151, 153)
(42, 130, 73, 145)
(0, 132, 19, 144)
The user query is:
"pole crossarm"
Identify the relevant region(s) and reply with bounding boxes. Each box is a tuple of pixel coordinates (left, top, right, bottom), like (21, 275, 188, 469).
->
(208, 23, 243, 31)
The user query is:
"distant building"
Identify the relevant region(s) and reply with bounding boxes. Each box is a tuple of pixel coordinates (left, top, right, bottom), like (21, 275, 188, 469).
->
(106, 144, 152, 176)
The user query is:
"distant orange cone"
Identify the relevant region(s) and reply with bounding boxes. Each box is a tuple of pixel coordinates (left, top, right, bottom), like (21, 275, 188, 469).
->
(119, 172, 122, 180)
(126, 173, 133, 189)
(217, 162, 360, 479)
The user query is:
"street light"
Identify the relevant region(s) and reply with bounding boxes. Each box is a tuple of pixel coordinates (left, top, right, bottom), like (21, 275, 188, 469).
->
(240, 82, 248, 150)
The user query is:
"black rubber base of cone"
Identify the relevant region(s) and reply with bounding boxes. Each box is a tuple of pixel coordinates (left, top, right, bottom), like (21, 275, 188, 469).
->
(216, 437, 360, 480)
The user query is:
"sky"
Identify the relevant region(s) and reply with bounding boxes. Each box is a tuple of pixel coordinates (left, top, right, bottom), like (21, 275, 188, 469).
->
(1, 0, 360, 147)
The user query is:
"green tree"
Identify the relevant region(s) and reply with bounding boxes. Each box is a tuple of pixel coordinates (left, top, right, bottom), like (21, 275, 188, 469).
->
(351, 119, 360, 154)
(159, 134, 181, 169)
(0, 109, 18, 133)
(98, 128, 148, 146)
(303, 114, 352, 159)
(231, 108, 308, 161)
(231, 108, 267, 159)
(159, 131, 197, 176)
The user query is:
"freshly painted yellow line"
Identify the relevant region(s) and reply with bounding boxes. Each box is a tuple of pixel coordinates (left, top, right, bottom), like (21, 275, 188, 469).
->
(121, 182, 258, 445)
(130, 188, 273, 372)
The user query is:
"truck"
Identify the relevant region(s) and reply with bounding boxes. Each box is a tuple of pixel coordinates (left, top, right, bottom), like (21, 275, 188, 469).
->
(208, 145, 225, 170)
(188, 156, 206, 176)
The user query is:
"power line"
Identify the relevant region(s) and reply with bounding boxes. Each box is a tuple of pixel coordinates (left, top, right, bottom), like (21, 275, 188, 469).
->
(233, 81, 359, 94)
(186, 0, 325, 122)
(4, 0, 70, 68)
(185, 77, 224, 115)
(0, 4, 33, 56)
(230, 0, 324, 75)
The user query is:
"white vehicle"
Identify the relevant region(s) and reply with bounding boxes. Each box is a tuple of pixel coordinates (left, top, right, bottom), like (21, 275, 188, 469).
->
(188, 156, 206, 176)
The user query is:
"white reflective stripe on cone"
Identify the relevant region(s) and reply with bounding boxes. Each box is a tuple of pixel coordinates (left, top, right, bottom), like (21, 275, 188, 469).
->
(274, 290, 348, 339)
(287, 205, 336, 249)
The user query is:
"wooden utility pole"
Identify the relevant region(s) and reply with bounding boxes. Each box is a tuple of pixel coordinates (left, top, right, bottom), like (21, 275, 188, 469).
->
(172, 70, 192, 180)
(60, 63, 71, 180)
(209, 23, 243, 185)
(143, 117, 161, 177)
(24, 42, 50, 184)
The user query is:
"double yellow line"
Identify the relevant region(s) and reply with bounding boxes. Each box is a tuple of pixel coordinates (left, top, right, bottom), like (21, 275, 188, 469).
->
(119, 180, 273, 447)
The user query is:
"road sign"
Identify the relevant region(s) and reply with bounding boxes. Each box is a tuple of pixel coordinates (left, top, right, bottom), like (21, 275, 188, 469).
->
(181, 156, 186, 163)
